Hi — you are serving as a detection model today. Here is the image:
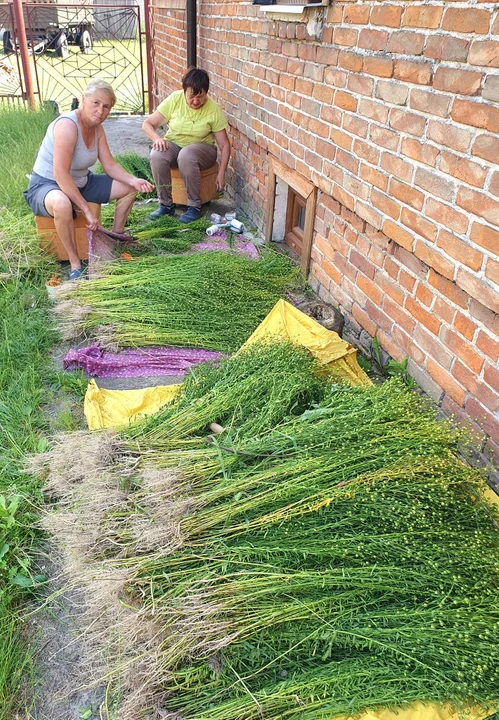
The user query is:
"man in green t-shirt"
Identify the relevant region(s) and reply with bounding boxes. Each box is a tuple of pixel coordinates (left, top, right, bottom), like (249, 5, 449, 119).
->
(142, 68, 230, 223)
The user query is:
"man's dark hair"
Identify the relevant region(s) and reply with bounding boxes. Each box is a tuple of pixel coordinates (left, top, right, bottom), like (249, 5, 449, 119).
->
(182, 67, 210, 95)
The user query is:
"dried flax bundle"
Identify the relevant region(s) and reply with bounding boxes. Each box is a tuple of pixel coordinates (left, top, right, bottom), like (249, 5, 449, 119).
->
(38, 437, 179, 719)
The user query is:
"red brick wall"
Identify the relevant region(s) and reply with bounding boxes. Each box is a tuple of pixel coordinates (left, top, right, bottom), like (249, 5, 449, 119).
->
(151, 0, 499, 456)
(150, 6, 186, 103)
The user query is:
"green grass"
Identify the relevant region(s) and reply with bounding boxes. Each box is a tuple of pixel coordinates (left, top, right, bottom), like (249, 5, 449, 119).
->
(0, 105, 60, 718)
(0, 596, 33, 715)
(0, 104, 59, 278)
(48, 368, 88, 402)
(0, 104, 54, 216)
(0, 277, 55, 719)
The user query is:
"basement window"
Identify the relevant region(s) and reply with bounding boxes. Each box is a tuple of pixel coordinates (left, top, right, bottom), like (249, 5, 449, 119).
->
(254, 0, 327, 17)
(265, 156, 317, 274)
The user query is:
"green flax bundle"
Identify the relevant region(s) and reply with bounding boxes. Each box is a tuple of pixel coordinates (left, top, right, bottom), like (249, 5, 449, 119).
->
(96, 152, 155, 201)
(132, 215, 211, 254)
(127, 340, 327, 452)
(43, 346, 499, 719)
(125, 388, 498, 719)
(100, 202, 211, 253)
(61, 250, 300, 351)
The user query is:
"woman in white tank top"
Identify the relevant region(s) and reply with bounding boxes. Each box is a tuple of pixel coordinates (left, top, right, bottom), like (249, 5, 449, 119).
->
(25, 79, 154, 280)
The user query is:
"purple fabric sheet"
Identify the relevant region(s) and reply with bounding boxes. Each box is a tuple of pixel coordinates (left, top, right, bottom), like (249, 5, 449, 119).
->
(193, 231, 260, 260)
(63, 345, 221, 378)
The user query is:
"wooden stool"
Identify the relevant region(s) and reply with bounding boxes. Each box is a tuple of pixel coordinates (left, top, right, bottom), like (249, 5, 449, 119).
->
(35, 202, 101, 261)
(170, 163, 218, 206)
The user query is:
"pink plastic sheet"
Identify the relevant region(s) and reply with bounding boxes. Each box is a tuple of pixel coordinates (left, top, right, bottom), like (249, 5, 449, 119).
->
(192, 230, 259, 259)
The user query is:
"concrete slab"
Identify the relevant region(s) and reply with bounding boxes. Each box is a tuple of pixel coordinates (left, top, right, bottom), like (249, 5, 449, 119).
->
(95, 374, 184, 390)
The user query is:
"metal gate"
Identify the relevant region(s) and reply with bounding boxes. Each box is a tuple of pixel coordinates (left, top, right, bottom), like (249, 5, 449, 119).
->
(0, 3, 26, 103)
(0, 1, 148, 113)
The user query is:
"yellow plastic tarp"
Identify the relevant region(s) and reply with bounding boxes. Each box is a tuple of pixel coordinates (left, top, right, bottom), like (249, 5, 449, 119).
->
(243, 299, 371, 386)
(84, 379, 180, 430)
(352, 703, 489, 720)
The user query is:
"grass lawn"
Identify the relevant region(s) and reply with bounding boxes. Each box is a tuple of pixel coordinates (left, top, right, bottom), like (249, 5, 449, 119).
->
(0, 105, 57, 718)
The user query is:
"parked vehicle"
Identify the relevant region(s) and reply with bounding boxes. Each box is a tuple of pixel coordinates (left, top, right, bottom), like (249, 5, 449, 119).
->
(1, 1, 93, 58)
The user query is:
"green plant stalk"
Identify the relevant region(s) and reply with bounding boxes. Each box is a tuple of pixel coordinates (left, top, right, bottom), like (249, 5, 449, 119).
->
(66, 251, 301, 351)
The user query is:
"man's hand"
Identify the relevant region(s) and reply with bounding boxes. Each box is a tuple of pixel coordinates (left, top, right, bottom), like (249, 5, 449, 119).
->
(130, 177, 155, 194)
(152, 138, 169, 152)
(216, 171, 225, 192)
(84, 208, 99, 231)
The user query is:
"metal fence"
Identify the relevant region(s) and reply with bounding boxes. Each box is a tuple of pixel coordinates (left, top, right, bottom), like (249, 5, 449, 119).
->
(0, 1, 148, 113)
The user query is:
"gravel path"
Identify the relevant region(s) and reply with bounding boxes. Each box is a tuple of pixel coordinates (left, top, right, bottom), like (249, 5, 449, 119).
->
(103, 114, 151, 158)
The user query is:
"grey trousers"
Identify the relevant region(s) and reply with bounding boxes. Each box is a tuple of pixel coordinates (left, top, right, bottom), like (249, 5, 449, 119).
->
(150, 142, 217, 208)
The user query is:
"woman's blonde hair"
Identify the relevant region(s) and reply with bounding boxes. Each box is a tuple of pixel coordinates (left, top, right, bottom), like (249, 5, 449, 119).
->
(84, 79, 116, 107)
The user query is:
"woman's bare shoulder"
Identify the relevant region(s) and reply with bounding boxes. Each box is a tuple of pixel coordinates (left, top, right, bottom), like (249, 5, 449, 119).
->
(53, 116, 78, 137)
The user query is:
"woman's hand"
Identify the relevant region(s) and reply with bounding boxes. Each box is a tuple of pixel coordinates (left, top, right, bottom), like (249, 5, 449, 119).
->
(143, 111, 169, 152)
(214, 129, 230, 193)
(84, 207, 99, 231)
(152, 137, 169, 152)
(129, 177, 155, 194)
(216, 170, 225, 192)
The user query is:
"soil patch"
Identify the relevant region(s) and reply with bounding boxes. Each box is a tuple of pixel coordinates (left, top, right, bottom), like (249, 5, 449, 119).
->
(27, 552, 105, 720)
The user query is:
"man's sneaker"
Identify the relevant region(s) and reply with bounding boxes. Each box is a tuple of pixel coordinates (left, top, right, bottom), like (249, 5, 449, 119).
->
(149, 203, 175, 220)
(179, 206, 202, 223)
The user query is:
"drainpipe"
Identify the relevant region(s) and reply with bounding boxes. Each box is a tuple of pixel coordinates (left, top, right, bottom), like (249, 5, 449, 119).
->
(143, 0, 155, 112)
(12, 0, 36, 109)
(186, 0, 196, 68)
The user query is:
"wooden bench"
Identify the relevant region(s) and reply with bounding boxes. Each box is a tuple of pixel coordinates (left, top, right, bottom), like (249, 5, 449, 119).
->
(170, 163, 218, 206)
(35, 202, 101, 261)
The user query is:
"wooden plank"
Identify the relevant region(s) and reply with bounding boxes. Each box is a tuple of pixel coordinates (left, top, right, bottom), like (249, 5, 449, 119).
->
(300, 186, 317, 275)
(285, 230, 303, 257)
(285, 186, 295, 237)
(170, 164, 218, 205)
(35, 203, 101, 261)
(267, 155, 316, 274)
(270, 156, 314, 200)
(152, 0, 186, 8)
